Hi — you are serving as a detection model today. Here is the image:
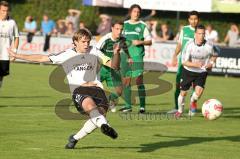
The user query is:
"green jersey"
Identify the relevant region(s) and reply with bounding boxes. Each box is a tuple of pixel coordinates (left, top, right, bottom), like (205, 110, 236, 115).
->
(178, 25, 195, 52)
(97, 33, 127, 86)
(123, 20, 151, 57)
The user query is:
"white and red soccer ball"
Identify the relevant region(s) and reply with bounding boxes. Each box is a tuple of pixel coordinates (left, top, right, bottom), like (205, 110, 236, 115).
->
(202, 99, 223, 120)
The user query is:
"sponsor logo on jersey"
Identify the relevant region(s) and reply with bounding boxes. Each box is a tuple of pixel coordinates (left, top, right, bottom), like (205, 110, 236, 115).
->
(135, 27, 141, 33)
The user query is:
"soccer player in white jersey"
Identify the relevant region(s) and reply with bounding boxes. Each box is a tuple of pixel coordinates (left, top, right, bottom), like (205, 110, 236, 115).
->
(0, 1, 19, 91)
(175, 24, 218, 117)
(8, 28, 121, 149)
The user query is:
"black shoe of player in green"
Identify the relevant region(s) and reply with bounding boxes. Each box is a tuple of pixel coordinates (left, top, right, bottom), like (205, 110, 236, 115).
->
(139, 107, 145, 114)
(65, 134, 78, 149)
(101, 124, 118, 139)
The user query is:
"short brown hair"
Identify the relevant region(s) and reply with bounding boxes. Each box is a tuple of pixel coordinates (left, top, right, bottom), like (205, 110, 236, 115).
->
(72, 28, 92, 42)
(0, 1, 9, 8)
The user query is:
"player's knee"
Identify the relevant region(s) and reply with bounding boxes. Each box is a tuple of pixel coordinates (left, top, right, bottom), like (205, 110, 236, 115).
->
(136, 76, 143, 85)
(82, 97, 97, 112)
(180, 91, 187, 97)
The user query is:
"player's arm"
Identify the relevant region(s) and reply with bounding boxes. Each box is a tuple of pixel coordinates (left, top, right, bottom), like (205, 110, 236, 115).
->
(172, 29, 183, 66)
(205, 46, 219, 70)
(132, 26, 152, 46)
(101, 44, 121, 70)
(8, 49, 50, 63)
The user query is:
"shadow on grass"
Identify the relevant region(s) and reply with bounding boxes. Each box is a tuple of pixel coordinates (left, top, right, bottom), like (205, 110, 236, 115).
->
(138, 134, 240, 152)
(78, 134, 240, 152)
(0, 96, 50, 98)
(0, 104, 56, 108)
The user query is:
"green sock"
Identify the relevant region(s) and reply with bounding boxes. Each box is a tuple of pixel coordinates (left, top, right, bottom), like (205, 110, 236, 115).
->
(109, 93, 119, 102)
(123, 85, 131, 108)
(174, 87, 180, 110)
(138, 84, 146, 108)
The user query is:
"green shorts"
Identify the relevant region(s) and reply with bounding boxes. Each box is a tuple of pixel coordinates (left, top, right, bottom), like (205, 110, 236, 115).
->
(100, 66, 122, 87)
(120, 53, 144, 78)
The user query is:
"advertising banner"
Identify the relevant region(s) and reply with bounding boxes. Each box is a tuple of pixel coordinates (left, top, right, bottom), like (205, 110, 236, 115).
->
(17, 35, 240, 76)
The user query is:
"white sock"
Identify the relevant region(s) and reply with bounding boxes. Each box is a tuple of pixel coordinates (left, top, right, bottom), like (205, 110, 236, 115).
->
(89, 108, 108, 128)
(178, 95, 185, 113)
(73, 119, 97, 140)
(191, 92, 199, 103)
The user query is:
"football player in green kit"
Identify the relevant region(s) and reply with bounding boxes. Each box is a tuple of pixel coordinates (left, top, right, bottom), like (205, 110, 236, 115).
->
(120, 4, 152, 113)
(97, 20, 131, 112)
(168, 11, 200, 115)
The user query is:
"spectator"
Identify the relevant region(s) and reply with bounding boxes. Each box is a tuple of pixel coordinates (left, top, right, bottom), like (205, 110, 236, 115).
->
(41, 14, 56, 52)
(66, 9, 81, 32)
(174, 24, 184, 41)
(56, 19, 67, 35)
(157, 23, 174, 42)
(65, 22, 75, 36)
(79, 21, 86, 29)
(145, 20, 158, 42)
(141, 10, 156, 21)
(96, 14, 112, 36)
(205, 24, 219, 43)
(23, 15, 37, 43)
(224, 23, 240, 47)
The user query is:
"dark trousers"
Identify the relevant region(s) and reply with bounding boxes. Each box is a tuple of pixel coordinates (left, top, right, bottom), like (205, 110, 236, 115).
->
(27, 32, 34, 43)
(43, 34, 51, 52)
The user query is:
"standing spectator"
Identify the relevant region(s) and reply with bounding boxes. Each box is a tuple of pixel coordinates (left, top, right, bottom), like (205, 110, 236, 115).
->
(174, 24, 184, 41)
(145, 20, 158, 42)
(158, 23, 174, 42)
(66, 9, 81, 32)
(96, 14, 112, 36)
(23, 15, 37, 43)
(224, 23, 240, 47)
(41, 14, 56, 52)
(0, 1, 19, 91)
(205, 24, 219, 43)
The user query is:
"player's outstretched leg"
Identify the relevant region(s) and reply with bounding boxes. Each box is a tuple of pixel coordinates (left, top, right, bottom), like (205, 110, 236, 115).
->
(65, 119, 97, 149)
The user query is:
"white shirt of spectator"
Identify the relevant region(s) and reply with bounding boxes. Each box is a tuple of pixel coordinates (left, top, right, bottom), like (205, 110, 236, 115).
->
(0, 18, 19, 60)
(48, 46, 110, 93)
(181, 39, 216, 73)
(205, 30, 218, 43)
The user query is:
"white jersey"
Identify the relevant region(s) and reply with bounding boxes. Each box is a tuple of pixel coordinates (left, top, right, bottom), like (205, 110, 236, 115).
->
(181, 40, 217, 73)
(48, 47, 110, 93)
(0, 18, 19, 60)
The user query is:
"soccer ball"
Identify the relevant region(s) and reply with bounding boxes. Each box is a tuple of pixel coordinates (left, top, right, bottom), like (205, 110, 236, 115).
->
(202, 99, 223, 120)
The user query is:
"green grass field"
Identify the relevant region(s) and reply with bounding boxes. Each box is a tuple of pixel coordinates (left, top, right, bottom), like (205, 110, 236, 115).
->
(0, 63, 240, 159)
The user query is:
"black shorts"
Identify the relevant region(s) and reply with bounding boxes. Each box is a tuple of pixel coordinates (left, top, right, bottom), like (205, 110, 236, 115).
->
(72, 86, 109, 114)
(0, 60, 10, 76)
(180, 67, 208, 91)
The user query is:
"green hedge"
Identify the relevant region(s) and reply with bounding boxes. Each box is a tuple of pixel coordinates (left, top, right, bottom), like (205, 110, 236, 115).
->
(9, 0, 239, 41)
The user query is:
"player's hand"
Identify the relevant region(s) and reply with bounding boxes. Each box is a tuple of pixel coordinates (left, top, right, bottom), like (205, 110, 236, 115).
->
(132, 40, 142, 46)
(8, 48, 17, 59)
(128, 58, 133, 65)
(113, 43, 120, 54)
(196, 62, 204, 68)
(205, 63, 214, 70)
(171, 55, 178, 66)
